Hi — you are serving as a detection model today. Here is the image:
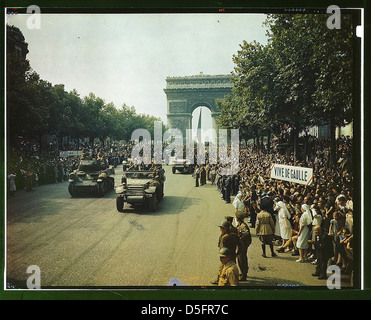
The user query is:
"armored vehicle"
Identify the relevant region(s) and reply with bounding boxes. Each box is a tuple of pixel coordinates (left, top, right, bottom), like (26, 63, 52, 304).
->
(115, 169, 165, 212)
(172, 158, 194, 174)
(68, 159, 115, 197)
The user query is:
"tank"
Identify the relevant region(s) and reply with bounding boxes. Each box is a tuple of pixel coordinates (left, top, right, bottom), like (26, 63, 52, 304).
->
(68, 159, 115, 197)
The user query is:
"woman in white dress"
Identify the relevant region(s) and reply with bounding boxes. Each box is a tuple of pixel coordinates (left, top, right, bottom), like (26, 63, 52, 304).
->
(275, 200, 292, 251)
(296, 204, 313, 262)
(273, 199, 281, 240)
(233, 192, 245, 217)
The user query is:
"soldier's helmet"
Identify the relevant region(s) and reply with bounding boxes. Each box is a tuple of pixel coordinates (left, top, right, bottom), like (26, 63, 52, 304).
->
(219, 247, 232, 258)
(218, 221, 230, 229)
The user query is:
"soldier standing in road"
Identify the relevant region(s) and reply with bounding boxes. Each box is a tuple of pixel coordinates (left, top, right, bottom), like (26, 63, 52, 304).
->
(225, 216, 237, 234)
(195, 166, 200, 187)
(224, 175, 231, 203)
(236, 211, 252, 281)
(200, 165, 206, 186)
(256, 198, 277, 258)
(218, 247, 239, 286)
(211, 221, 240, 284)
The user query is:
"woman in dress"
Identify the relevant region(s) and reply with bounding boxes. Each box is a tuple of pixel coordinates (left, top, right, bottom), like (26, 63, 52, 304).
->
(296, 204, 313, 262)
(275, 199, 292, 252)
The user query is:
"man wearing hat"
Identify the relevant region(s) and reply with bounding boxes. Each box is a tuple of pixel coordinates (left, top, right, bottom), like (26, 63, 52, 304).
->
(225, 216, 237, 234)
(256, 197, 277, 258)
(218, 247, 239, 286)
(236, 211, 252, 281)
(217, 221, 240, 261)
(211, 221, 240, 284)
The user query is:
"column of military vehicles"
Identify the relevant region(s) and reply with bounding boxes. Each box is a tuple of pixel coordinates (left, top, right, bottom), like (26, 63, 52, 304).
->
(68, 150, 170, 213)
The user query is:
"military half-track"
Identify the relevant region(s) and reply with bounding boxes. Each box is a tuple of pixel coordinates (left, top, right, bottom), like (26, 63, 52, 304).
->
(68, 159, 115, 197)
(115, 169, 165, 212)
(172, 158, 194, 174)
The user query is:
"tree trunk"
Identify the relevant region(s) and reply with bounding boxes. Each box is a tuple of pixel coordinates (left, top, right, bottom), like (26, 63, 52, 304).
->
(293, 127, 298, 162)
(330, 117, 336, 165)
(303, 134, 307, 165)
(267, 130, 271, 152)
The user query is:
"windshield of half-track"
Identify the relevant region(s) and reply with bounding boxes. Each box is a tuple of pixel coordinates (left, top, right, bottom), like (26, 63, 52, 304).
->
(125, 171, 155, 180)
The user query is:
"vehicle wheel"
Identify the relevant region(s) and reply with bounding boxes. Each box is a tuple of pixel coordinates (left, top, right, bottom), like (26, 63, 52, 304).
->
(109, 177, 114, 190)
(97, 182, 106, 196)
(116, 197, 124, 212)
(172, 167, 176, 174)
(148, 193, 157, 212)
(157, 188, 164, 202)
(68, 183, 77, 197)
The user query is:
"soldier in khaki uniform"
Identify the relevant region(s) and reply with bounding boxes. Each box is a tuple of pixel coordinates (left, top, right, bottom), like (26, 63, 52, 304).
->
(211, 221, 240, 284)
(256, 197, 277, 258)
(225, 216, 238, 234)
(236, 211, 252, 281)
(218, 247, 239, 286)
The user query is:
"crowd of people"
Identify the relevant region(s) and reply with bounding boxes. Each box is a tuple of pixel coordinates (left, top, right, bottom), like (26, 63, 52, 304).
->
(6, 137, 134, 197)
(194, 135, 353, 286)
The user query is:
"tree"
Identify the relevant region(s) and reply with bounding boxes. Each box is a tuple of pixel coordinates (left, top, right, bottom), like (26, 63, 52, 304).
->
(265, 13, 353, 163)
(217, 13, 353, 162)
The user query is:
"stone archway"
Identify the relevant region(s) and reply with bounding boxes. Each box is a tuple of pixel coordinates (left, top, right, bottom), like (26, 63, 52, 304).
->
(163, 73, 233, 141)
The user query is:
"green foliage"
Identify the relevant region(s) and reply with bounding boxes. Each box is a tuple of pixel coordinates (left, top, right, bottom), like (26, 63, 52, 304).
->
(6, 36, 163, 146)
(217, 13, 353, 157)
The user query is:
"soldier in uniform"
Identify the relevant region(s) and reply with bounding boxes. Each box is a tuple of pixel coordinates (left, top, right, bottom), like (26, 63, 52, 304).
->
(218, 247, 239, 286)
(225, 216, 237, 234)
(236, 211, 252, 281)
(224, 175, 231, 203)
(200, 164, 206, 186)
(256, 197, 277, 258)
(211, 221, 240, 285)
(195, 166, 200, 187)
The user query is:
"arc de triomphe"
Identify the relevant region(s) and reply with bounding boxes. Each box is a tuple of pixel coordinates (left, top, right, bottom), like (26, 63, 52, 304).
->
(164, 73, 233, 141)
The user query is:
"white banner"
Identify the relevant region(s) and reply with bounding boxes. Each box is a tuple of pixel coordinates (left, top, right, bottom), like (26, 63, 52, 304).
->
(270, 163, 313, 186)
(59, 151, 82, 157)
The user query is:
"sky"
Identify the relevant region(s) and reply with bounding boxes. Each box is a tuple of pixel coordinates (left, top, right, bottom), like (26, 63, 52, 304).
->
(6, 13, 268, 133)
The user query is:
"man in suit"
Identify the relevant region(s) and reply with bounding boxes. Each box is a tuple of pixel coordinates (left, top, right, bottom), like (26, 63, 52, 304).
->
(310, 225, 334, 279)
(236, 211, 252, 281)
(224, 175, 231, 203)
(195, 166, 200, 187)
